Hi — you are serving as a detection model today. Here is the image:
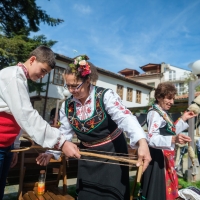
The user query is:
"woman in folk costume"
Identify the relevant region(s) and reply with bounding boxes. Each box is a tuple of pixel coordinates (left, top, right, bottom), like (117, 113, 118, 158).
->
(36, 55, 151, 200)
(140, 82, 197, 200)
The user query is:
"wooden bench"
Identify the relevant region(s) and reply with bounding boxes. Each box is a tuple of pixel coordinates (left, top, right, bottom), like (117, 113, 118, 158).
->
(7, 137, 75, 200)
(19, 148, 75, 200)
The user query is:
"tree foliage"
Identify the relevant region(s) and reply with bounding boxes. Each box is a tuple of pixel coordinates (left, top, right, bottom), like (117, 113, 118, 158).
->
(0, 0, 64, 93)
(183, 72, 200, 92)
(0, 34, 56, 69)
(0, 0, 64, 36)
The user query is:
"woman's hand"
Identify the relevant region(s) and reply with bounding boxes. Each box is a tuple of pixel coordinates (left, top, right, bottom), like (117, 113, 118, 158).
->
(172, 133, 191, 144)
(10, 152, 18, 168)
(61, 141, 80, 159)
(181, 111, 197, 121)
(137, 138, 152, 172)
(36, 153, 53, 166)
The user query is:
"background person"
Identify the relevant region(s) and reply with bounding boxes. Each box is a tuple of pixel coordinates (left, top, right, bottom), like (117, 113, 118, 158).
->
(196, 137, 200, 165)
(36, 55, 151, 200)
(140, 82, 197, 200)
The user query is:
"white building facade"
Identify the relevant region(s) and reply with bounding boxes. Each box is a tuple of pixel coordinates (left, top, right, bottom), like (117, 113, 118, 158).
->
(30, 54, 152, 120)
(161, 64, 190, 95)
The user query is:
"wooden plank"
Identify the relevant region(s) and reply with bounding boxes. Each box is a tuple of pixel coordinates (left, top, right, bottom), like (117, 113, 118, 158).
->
(22, 193, 32, 200)
(27, 191, 38, 199)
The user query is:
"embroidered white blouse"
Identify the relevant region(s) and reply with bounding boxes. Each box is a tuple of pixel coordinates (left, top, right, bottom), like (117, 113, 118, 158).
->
(46, 85, 147, 160)
(0, 66, 66, 149)
(147, 105, 189, 150)
(59, 85, 147, 148)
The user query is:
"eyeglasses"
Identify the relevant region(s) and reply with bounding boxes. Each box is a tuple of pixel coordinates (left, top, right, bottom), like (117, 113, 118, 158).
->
(64, 81, 85, 91)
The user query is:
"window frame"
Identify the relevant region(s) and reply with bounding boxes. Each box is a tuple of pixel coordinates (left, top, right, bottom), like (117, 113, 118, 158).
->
(52, 66, 65, 86)
(136, 90, 141, 104)
(126, 87, 133, 102)
(116, 84, 124, 99)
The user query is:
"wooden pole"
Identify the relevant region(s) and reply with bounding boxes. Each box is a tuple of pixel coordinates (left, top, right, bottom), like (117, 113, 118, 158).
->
(79, 151, 138, 165)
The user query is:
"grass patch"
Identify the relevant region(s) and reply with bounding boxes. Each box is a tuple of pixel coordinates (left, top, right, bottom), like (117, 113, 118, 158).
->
(178, 178, 200, 189)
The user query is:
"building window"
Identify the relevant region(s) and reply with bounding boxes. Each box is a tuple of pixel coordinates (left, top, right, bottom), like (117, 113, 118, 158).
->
(117, 84, 123, 99)
(147, 82, 155, 88)
(136, 90, 141, 104)
(127, 88, 133, 102)
(169, 70, 176, 80)
(175, 83, 184, 95)
(53, 66, 65, 85)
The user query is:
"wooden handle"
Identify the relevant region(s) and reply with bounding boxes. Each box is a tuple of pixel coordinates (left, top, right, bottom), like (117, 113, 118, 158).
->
(136, 165, 143, 183)
(79, 151, 138, 165)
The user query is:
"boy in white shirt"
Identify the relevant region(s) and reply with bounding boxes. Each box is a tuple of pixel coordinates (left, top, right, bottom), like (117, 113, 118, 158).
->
(0, 45, 80, 199)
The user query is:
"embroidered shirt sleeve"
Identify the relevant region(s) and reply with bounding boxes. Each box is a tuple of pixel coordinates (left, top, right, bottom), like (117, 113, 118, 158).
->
(147, 110, 173, 150)
(174, 118, 189, 134)
(1, 67, 65, 149)
(58, 101, 74, 142)
(103, 89, 146, 148)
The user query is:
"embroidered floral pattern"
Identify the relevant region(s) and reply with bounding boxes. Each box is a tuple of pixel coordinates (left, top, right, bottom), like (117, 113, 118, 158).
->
(114, 100, 131, 115)
(65, 87, 107, 133)
(53, 133, 64, 149)
(75, 96, 92, 120)
(163, 150, 179, 199)
(17, 62, 30, 79)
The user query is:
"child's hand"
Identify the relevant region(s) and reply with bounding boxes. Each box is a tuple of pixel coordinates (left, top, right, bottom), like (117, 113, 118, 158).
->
(36, 153, 53, 166)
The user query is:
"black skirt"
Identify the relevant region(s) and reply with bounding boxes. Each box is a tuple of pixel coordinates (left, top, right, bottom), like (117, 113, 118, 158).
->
(140, 147, 166, 200)
(76, 133, 130, 200)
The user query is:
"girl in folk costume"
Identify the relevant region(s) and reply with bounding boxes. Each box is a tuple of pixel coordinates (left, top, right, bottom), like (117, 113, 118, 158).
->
(140, 83, 197, 200)
(0, 46, 79, 199)
(36, 55, 151, 200)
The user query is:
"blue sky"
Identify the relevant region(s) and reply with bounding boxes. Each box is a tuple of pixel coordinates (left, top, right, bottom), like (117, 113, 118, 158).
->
(35, 0, 200, 73)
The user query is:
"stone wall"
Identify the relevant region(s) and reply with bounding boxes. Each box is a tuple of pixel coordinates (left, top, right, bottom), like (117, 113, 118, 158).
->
(34, 98, 58, 122)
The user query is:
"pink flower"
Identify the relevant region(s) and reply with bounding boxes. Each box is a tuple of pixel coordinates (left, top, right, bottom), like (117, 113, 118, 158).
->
(81, 70, 91, 77)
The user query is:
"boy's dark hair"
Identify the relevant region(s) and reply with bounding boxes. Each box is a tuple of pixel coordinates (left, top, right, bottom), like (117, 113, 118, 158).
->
(29, 45, 56, 69)
(155, 82, 177, 103)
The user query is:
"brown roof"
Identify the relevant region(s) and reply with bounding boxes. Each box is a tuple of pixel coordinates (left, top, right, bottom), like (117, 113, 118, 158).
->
(118, 68, 140, 74)
(175, 92, 200, 100)
(140, 63, 161, 70)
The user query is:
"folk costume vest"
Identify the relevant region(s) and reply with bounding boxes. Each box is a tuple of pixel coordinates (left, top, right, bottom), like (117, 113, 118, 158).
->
(65, 86, 120, 144)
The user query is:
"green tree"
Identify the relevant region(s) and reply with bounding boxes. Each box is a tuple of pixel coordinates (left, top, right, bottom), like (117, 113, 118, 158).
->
(183, 72, 200, 92)
(148, 97, 155, 106)
(0, 0, 64, 93)
(0, 0, 63, 36)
